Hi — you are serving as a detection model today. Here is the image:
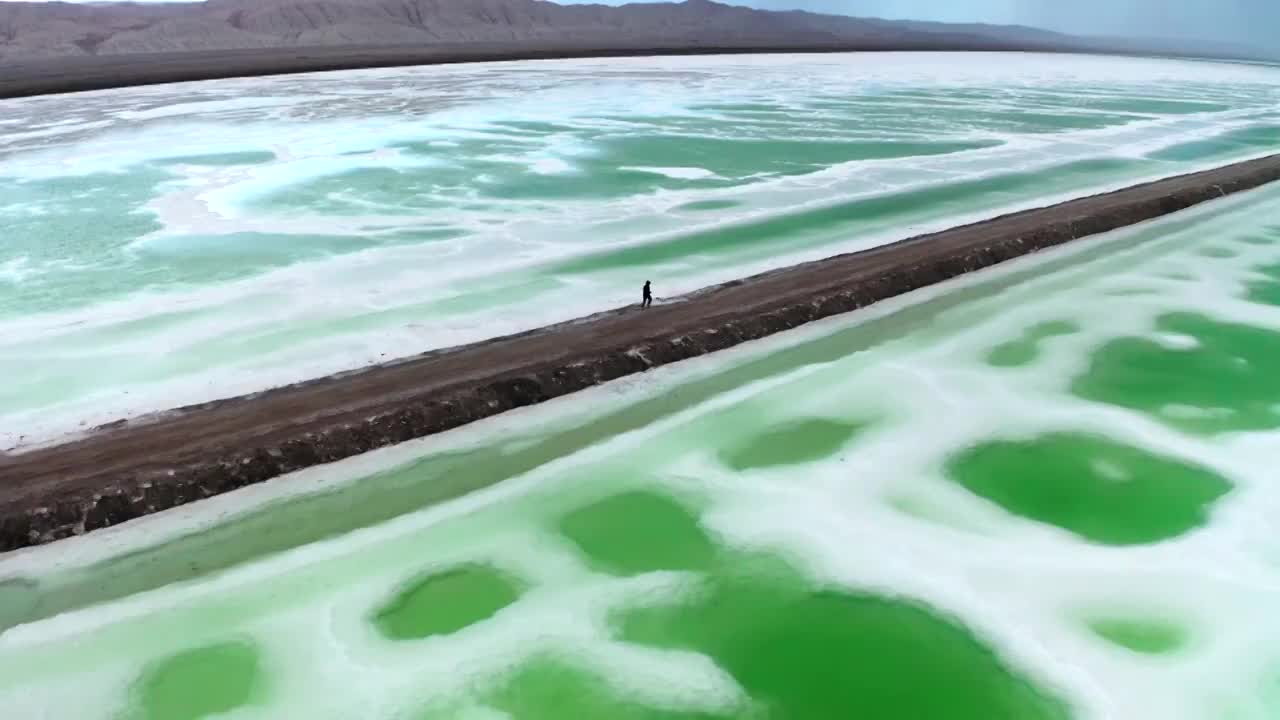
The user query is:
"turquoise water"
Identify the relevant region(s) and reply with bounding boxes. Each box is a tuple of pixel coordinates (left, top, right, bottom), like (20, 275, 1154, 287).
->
(1, 52, 1278, 446)
(3, 177, 1280, 719)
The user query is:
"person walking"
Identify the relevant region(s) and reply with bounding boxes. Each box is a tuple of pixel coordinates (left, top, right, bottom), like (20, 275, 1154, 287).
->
(642, 280, 653, 309)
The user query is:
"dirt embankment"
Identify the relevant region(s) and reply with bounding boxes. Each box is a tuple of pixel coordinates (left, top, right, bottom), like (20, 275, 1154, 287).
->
(3, 154, 1280, 552)
(0, 40, 1264, 100)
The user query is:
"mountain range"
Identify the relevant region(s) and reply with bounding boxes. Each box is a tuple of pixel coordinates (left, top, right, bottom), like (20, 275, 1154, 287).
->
(0, 0, 1099, 61)
(0, 0, 1271, 99)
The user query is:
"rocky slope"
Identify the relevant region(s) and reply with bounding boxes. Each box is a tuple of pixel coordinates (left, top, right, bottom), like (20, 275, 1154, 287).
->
(0, 0, 1069, 61)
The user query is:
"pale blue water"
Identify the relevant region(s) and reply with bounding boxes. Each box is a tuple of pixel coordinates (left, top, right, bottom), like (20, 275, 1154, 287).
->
(1, 52, 1278, 447)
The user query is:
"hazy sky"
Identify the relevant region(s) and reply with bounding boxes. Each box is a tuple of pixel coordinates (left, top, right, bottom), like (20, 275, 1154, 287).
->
(568, 0, 1280, 48)
(3, 0, 1275, 49)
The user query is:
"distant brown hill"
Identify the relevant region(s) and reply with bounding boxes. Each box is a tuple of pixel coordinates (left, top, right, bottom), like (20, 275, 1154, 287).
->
(0, 0, 1272, 99)
(0, 0, 1077, 60)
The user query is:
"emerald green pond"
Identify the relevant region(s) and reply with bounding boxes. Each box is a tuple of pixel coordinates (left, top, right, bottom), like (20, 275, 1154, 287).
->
(3, 52, 1280, 720)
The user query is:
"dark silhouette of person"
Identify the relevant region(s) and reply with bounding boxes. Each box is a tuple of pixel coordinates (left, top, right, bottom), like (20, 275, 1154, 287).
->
(642, 280, 652, 309)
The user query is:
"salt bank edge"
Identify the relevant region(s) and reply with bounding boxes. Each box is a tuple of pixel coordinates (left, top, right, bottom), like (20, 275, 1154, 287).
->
(3, 153, 1280, 551)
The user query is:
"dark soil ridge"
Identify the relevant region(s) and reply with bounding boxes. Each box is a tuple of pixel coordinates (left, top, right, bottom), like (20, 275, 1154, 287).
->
(0, 42, 1026, 100)
(3, 154, 1280, 552)
(0, 41, 1262, 101)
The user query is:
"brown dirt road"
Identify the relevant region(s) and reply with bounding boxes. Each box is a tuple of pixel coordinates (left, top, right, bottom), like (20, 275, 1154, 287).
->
(3, 154, 1280, 551)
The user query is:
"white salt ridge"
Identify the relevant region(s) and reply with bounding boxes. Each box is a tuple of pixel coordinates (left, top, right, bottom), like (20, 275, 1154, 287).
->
(0, 257, 35, 284)
(621, 166, 720, 180)
(114, 96, 301, 121)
